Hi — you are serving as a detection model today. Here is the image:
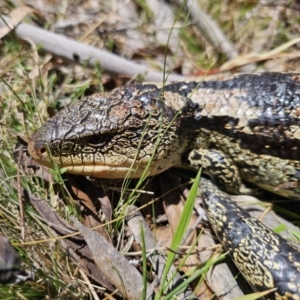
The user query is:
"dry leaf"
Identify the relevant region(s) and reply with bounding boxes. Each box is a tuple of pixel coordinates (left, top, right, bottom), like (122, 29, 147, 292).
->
(73, 217, 154, 300)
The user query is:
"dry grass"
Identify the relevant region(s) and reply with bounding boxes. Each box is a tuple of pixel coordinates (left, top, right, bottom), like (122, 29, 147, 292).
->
(1, 0, 300, 299)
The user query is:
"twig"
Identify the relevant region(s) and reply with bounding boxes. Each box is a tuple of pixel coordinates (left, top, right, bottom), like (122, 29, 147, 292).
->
(0, 15, 187, 82)
(79, 269, 101, 300)
(174, 0, 255, 72)
(17, 149, 25, 240)
(175, 0, 238, 60)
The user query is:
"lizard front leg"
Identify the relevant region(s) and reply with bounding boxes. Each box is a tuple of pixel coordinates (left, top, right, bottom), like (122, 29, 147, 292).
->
(188, 148, 251, 195)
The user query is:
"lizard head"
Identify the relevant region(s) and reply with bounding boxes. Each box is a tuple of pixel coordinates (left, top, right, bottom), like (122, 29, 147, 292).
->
(28, 84, 199, 178)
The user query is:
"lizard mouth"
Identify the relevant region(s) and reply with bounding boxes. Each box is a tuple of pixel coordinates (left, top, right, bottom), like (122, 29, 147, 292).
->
(60, 164, 142, 178)
(27, 139, 150, 178)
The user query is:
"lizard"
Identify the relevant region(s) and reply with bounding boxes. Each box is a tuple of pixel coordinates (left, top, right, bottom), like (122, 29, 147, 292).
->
(28, 72, 300, 299)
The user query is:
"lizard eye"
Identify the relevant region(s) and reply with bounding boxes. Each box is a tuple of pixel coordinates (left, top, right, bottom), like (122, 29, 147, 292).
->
(86, 134, 111, 146)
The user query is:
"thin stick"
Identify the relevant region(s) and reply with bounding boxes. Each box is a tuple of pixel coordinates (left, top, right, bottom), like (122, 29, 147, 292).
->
(0, 16, 187, 82)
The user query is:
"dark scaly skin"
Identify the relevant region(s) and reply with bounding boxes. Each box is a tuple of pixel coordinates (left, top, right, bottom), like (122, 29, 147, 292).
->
(28, 73, 300, 198)
(28, 73, 300, 298)
(200, 178, 300, 300)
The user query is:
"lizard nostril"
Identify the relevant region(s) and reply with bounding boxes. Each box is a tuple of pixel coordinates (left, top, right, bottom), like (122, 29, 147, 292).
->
(27, 140, 47, 159)
(37, 143, 46, 154)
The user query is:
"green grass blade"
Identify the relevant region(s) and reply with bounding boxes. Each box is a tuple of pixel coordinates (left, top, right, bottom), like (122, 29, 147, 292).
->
(155, 169, 201, 299)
